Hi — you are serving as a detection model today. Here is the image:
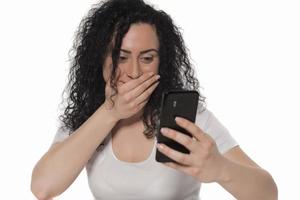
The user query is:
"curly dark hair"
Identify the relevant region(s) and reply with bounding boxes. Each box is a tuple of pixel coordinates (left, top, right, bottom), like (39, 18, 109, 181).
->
(57, 0, 206, 144)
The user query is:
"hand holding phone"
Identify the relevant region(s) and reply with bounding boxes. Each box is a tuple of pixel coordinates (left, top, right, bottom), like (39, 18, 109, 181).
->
(155, 90, 199, 163)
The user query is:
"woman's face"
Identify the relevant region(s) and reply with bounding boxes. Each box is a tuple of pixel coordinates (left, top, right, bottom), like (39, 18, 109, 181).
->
(103, 23, 160, 86)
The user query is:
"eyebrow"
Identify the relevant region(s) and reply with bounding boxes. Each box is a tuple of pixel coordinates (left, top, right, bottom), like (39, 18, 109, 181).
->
(120, 49, 158, 54)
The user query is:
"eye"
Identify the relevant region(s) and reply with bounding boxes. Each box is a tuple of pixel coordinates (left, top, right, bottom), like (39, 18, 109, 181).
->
(141, 56, 153, 63)
(118, 56, 127, 62)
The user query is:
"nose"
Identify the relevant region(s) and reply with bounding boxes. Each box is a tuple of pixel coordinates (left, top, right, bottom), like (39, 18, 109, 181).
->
(125, 59, 142, 79)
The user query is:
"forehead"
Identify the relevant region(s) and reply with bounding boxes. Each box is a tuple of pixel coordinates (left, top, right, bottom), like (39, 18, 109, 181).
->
(120, 23, 159, 51)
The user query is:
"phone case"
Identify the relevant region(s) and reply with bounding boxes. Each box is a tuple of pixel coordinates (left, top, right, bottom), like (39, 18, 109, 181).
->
(155, 90, 199, 163)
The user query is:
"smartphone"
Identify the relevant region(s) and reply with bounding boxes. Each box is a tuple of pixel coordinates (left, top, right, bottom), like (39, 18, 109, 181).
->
(155, 90, 199, 163)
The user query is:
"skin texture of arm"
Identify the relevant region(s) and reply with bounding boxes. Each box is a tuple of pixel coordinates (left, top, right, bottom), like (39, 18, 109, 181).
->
(218, 146, 278, 200)
(31, 104, 118, 200)
(31, 71, 159, 200)
(157, 117, 278, 200)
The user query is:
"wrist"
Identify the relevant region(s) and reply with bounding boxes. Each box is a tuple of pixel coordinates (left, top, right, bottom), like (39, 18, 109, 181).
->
(98, 101, 120, 124)
(216, 156, 233, 184)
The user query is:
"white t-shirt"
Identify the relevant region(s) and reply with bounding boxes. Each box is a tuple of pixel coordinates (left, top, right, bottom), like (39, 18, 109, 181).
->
(52, 104, 238, 200)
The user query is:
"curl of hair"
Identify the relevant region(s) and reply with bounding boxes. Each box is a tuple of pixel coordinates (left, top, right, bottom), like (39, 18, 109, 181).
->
(57, 0, 206, 146)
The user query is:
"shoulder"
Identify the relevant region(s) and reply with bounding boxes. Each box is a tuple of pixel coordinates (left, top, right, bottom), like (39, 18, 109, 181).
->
(195, 102, 211, 129)
(194, 103, 239, 154)
(195, 103, 227, 135)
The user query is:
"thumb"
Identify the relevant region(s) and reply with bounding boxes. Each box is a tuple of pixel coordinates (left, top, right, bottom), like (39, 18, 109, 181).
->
(105, 77, 112, 97)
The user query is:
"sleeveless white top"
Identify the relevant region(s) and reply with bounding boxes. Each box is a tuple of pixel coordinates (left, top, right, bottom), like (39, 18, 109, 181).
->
(52, 105, 238, 200)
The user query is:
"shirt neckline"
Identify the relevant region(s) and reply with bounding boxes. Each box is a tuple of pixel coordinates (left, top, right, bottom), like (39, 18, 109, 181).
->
(109, 133, 157, 165)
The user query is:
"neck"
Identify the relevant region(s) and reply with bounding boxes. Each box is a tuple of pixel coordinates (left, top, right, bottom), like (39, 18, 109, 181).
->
(120, 109, 144, 125)
(111, 110, 144, 137)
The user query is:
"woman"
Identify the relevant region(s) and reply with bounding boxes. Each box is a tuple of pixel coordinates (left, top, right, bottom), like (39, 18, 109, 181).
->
(31, 0, 278, 199)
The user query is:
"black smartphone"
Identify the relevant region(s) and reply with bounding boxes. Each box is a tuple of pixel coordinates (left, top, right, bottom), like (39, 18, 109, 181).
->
(155, 90, 199, 163)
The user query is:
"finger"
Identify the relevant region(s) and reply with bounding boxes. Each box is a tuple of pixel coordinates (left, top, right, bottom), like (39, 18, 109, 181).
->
(160, 127, 197, 152)
(131, 81, 158, 113)
(118, 72, 155, 93)
(164, 162, 196, 177)
(132, 96, 150, 113)
(105, 77, 113, 97)
(128, 74, 160, 99)
(157, 142, 193, 166)
(134, 81, 159, 105)
(175, 117, 206, 141)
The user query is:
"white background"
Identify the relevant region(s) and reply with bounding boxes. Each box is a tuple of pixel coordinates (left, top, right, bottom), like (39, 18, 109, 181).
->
(0, 0, 299, 199)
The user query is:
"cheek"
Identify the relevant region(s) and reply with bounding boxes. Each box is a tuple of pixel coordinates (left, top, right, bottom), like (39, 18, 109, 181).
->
(141, 59, 160, 74)
(151, 59, 159, 74)
(102, 65, 110, 82)
(140, 66, 158, 75)
(103, 64, 122, 82)
(102, 55, 115, 82)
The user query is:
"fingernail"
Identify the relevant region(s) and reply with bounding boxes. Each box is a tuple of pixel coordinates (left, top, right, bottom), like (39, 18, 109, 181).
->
(156, 75, 160, 79)
(175, 117, 182, 122)
(161, 128, 167, 133)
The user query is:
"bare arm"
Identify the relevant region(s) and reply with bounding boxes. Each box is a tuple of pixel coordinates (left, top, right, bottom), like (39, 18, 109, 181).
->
(218, 146, 278, 200)
(30, 72, 159, 199)
(30, 104, 118, 199)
